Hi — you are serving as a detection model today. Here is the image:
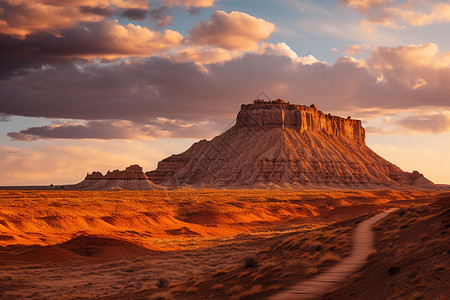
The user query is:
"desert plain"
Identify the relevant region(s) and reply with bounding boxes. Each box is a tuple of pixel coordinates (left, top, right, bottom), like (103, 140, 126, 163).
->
(0, 189, 448, 299)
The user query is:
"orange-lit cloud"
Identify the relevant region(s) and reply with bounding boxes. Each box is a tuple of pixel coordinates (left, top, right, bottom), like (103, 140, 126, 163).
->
(369, 43, 450, 91)
(0, 0, 104, 36)
(344, 44, 371, 55)
(163, 0, 217, 8)
(341, 0, 450, 28)
(189, 10, 275, 51)
(0, 0, 175, 36)
(0, 20, 184, 70)
(170, 46, 236, 64)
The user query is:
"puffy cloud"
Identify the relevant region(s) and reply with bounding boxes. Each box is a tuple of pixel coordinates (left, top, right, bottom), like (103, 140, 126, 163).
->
(341, 0, 450, 28)
(1, 43, 449, 140)
(0, 20, 184, 78)
(189, 10, 275, 50)
(0, 0, 152, 36)
(163, 0, 217, 8)
(170, 46, 236, 64)
(0, 0, 104, 36)
(368, 43, 450, 92)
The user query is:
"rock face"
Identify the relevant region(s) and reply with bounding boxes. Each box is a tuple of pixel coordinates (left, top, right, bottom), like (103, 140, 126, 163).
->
(236, 101, 365, 144)
(147, 99, 435, 189)
(75, 165, 164, 190)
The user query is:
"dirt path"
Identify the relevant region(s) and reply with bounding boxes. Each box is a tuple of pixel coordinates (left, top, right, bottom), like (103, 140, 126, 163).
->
(269, 208, 399, 300)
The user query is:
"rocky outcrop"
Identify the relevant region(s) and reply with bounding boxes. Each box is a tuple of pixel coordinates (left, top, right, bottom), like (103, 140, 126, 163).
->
(75, 165, 164, 190)
(85, 165, 149, 180)
(147, 100, 435, 190)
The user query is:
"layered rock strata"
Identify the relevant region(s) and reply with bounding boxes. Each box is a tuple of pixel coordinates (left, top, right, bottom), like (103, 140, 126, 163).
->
(147, 99, 435, 189)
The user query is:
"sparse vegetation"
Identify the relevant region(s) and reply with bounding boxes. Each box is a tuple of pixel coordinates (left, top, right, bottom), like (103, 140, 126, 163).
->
(244, 256, 258, 268)
(156, 278, 169, 288)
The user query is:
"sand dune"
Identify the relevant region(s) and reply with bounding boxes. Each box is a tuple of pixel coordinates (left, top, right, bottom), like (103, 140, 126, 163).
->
(0, 190, 437, 250)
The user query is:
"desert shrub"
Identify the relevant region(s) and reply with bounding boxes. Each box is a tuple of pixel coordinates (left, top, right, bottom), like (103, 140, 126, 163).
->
(432, 264, 445, 272)
(397, 208, 407, 217)
(305, 267, 318, 276)
(244, 256, 258, 268)
(214, 269, 227, 276)
(231, 285, 262, 300)
(305, 240, 323, 252)
(156, 278, 169, 288)
(228, 285, 244, 294)
(186, 286, 199, 293)
(211, 283, 224, 291)
(388, 266, 400, 275)
(317, 252, 341, 265)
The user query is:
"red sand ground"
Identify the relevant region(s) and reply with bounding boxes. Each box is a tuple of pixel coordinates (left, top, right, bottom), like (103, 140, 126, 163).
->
(0, 189, 445, 299)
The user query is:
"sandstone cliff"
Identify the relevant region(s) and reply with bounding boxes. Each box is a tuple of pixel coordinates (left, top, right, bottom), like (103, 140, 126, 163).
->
(147, 99, 435, 189)
(75, 165, 164, 190)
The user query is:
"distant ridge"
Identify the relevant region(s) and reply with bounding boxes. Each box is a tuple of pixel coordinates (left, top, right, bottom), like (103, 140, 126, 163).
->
(147, 99, 435, 190)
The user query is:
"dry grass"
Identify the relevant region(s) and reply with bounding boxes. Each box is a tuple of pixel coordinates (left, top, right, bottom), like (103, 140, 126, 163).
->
(230, 285, 263, 300)
(324, 199, 450, 300)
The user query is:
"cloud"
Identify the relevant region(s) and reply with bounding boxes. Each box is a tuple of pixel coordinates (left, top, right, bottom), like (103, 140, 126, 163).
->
(0, 20, 184, 78)
(341, 0, 450, 28)
(188, 10, 275, 50)
(0, 0, 104, 36)
(0, 113, 10, 122)
(368, 43, 450, 91)
(163, 0, 217, 8)
(396, 113, 450, 133)
(170, 46, 236, 64)
(148, 6, 173, 27)
(7, 119, 222, 141)
(1, 43, 449, 140)
(344, 43, 371, 55)
(0, 0, 151, 36)
(340, 0, 392, 13)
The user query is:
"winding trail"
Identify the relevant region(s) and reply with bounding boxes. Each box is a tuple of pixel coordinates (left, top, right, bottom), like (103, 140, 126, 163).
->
(269, 208, 398, 300)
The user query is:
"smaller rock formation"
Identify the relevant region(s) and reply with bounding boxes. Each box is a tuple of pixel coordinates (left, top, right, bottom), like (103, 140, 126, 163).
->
(74, 165, 164, 190)
(85, 165, 149, 180)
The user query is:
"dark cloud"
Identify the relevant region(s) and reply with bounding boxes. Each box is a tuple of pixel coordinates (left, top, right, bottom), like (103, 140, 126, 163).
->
(0, 113, 11, 122)
(0, 21, 183, 79)
(79, 6, 114, 18)
(148, 6, 173, 27)
(1, 44, 449, 140)
(396, 113, 450, 133)
(7, 119, 222, 140)
(120, 8, 148, 20)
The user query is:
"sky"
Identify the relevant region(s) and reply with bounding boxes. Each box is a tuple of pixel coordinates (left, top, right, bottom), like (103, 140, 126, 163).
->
(0, 0, 449, 185)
